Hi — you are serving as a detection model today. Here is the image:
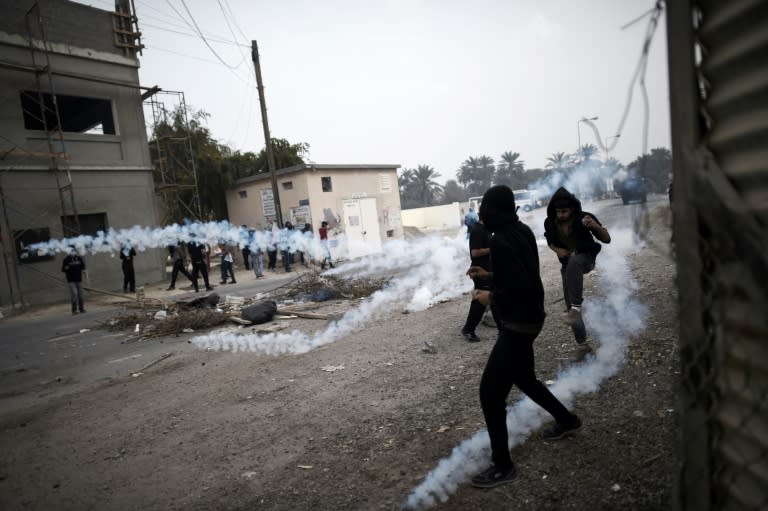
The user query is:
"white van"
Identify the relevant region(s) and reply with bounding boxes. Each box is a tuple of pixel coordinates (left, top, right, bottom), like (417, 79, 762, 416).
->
(468, 189, 539, 213)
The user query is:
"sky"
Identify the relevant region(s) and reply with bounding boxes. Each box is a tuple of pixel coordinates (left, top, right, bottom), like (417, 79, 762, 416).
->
(75, 0, 671, 185)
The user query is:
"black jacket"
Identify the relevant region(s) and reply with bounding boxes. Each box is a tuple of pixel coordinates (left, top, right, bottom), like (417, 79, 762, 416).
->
(543, 187, 604, 259)
(490, 220, 546, 331)
(62, 255, 86, 282)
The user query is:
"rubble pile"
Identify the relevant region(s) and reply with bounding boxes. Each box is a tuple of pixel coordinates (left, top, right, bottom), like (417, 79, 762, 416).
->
(102, 307, 230, 339)
(101, 270, 386, 338)
(265, 270, 387, 303)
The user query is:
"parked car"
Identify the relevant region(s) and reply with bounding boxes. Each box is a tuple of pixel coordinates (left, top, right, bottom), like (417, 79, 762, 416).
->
(619, 178, 647, 204)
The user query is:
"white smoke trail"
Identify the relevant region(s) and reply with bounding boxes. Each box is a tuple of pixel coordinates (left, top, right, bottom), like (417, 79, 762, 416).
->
(402, 227, 647, 510)
(25, 220, 339, 261)
(190, 231, 473, 352)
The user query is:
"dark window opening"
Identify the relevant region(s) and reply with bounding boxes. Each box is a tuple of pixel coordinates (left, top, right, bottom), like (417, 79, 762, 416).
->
(15, 227, 54, 263)
(282, 181, 293, 190)
(321, 176, 332, 192)
(20, 91, 116, 135)
(238, 190, 248, 199)
(386, 229, 394, 238)
(61, 213, 108, 237)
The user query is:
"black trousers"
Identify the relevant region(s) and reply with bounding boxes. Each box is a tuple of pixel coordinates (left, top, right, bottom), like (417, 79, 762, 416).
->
(480, 329, 573, 469)
(191, 260, 210, 291)
(170, 259, 193, 287)
(267, 249, 277, 270)
(463, 278, 490, 333)
(122, 265, 135, 292)
(463, 299, 485, 333)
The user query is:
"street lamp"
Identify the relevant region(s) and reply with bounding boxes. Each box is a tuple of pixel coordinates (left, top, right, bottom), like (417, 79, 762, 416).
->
(577, 116, 599, 150)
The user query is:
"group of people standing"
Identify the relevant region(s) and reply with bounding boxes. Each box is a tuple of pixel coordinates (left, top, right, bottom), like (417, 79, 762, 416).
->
(463, 185, 611, 488)
(163, 220, 337, 292)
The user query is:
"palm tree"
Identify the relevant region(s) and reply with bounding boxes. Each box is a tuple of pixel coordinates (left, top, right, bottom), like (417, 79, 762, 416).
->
(398, 168, 419, 209)
(576, 143, 600, 163)
(546, 151, 570, 170)
(412, 164, 443, 206)
(495, 151, 525, 188)
(457, 156, 487, 196)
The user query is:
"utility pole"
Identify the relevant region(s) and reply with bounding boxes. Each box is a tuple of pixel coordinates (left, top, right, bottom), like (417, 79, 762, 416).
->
(251, 40, 282, 227)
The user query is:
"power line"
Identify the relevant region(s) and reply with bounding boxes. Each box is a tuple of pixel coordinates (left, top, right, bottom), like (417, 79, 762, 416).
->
(140, 20, 248, 48)
(221, 0, 251, 45)
(171, 0, 245, 70)
(216, 0, 249, 65)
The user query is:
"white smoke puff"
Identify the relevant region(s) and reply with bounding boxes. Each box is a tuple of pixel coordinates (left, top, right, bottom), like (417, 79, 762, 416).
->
(408, 286, 434, 311)
(403, 210, 648, 510)
(191, 233, 473, 354)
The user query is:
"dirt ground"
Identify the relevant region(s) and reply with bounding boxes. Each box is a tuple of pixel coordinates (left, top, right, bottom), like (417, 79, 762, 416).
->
(0, 200, 679, 511)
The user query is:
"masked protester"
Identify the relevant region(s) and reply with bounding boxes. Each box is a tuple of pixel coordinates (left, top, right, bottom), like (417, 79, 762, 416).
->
(543, 187, 611, 346)
(62, 248, 87, 314)
(466, 185, 581, 488)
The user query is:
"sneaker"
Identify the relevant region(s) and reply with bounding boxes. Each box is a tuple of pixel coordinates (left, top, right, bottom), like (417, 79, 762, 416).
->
(79, 309, 86, 314)
(563, 306, 582, 326)
(462, 330, 481, 343)
(205, 286, 214, 291)
(471, 464, 517, 488)
(542, 415, 582, 440)
(166, 286, 175, 291)
(229, 280, 236, 284)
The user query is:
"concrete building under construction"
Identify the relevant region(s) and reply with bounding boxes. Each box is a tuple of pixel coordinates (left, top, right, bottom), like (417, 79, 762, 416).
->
(0, 0, 167, 308)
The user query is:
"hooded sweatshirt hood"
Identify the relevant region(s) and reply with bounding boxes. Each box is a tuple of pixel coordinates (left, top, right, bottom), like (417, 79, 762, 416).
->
(546, 187, 582, 218)
(479, 185, 519, 232)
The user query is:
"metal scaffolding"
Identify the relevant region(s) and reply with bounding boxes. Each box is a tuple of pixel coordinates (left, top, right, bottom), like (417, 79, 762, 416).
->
(144, 90, 203, 224)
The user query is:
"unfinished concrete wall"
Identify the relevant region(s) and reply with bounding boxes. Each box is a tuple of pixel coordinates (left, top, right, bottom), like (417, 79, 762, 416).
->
(0, 0, 118, 56)
(0, 0, 163, 308)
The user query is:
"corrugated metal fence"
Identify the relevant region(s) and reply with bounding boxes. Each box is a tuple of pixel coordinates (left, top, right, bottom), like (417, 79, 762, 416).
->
(667, 0, 768, 509)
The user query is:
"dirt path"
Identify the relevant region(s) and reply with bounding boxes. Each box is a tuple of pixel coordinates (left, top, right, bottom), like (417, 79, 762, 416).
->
(0, 198, 678, 511)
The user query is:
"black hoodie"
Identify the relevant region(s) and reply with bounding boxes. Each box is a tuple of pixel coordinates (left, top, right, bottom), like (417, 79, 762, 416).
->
(543, 187, 605, 259)
(480, 185, 546, 330)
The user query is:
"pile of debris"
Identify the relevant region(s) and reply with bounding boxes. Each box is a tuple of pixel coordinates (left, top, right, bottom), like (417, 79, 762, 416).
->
(102, 270, 387, 339)
(264, 270, 387, 303)
(103, 307, 230, 340)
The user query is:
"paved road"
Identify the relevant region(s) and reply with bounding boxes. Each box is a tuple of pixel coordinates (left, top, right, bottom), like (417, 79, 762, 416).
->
(0, 265, 311, 412)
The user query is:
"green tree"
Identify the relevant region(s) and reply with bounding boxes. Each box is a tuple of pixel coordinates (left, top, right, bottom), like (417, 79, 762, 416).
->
(398, 165, 443, 208)
(546, 151, 571, 171)
(457, 155, 495, 196)
(149, 106, 308, 222)
(398, 168, 420, 209)
(576, 144, 600, 164)
(495, 151, 525, 189)
(440, 179, 468, 204)
(413, 165, 443, 206)
(627, 147, 672, 193)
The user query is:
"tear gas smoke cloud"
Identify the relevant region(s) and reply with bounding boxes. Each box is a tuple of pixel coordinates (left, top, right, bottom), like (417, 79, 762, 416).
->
(191, 231, 473, 352)
(402, 225, 648, 510)
(26, 220, 339, 261)
(528, 159, 618, 205)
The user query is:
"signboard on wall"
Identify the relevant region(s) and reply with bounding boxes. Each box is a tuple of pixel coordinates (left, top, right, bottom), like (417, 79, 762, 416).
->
(289, 205, 311, 226)
(260, 189, 275, 216)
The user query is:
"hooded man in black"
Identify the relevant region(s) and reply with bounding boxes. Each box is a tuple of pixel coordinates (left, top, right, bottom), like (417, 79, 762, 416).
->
(467, 185, 581, 488)
(543, 187, 611, 344)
